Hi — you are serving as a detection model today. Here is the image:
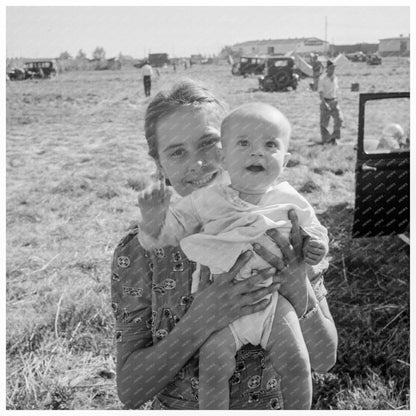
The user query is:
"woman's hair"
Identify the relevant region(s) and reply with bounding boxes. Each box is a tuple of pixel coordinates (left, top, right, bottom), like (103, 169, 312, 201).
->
(144, 79, 227, 161)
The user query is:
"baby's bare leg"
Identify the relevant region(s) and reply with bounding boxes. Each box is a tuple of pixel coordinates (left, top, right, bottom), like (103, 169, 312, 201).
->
(199, 326, 237, 409)
(266, 296, 312, 410)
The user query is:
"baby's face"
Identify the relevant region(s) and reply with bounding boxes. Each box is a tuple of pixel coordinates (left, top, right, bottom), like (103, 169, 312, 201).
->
(221, 107, 290, 195)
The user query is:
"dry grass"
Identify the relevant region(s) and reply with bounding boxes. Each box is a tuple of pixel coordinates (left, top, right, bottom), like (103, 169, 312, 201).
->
(6, 57, 410, 409)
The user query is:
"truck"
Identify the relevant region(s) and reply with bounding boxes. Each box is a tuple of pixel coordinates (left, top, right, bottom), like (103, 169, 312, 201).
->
(148, 53, 169, 67)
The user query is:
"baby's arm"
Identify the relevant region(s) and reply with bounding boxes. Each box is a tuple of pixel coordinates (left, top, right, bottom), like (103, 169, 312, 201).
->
(303, 238, 327, 265)
(301, 214, 329, 266)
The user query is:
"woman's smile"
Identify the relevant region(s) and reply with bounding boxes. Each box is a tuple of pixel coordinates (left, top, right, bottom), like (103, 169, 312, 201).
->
(186, 171, 220, 187)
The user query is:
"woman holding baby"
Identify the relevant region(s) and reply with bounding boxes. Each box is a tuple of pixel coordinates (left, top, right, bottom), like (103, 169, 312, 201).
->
(111, 79, 337, 410)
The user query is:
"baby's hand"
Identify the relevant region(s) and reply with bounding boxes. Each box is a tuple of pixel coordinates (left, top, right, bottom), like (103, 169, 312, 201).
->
(303, 238, 327, 265)
(138, 181, 172, 237)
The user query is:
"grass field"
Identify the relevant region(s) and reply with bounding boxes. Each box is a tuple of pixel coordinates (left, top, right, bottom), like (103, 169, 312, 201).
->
(6, 57, 410, 410)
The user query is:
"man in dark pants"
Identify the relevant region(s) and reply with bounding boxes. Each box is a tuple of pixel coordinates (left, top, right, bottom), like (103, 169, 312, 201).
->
(318, 60, 343, 145)
(142, 61, 153, 97)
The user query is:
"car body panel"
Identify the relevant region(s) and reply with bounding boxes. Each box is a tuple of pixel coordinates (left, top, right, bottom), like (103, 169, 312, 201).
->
(232, 56, 267, 76)
(352, 92, 410, 237)
(258, 57, 299, 92)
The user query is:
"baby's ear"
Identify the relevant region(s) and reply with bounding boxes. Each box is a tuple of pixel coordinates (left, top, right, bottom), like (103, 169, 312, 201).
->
(283, 152, 291, 168)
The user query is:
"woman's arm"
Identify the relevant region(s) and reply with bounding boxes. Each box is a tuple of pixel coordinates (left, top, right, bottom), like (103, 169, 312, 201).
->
(253, 210, 338, 373)
(116, 251, 280, 408)
(138, 182, 202, 249)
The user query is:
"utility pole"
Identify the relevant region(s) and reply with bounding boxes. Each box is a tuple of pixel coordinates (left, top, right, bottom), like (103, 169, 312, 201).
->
(325, 16, 328, 56)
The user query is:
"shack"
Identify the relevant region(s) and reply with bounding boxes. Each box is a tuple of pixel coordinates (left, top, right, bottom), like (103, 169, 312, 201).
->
(148, 53, 169, 67)
(378, 36, 410, 56)
(190, 54, 204, 64)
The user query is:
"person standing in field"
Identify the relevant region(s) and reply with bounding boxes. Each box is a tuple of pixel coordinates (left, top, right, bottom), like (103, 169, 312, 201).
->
(142, 61, 153, 97)
(318, 60, 343, 145)
(310, 54, 322, 92)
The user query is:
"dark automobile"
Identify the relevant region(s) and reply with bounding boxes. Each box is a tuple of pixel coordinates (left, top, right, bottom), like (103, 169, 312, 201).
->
(345, 51, 367, 62)
(366, 54, 382, 65)
(352, 92, 409, 238)
(231, 56, 266, 76)
(7, 60, 57, 80)
(258, 57, 299, 92)
(24, 60, 57, 78)
(7, 67, 27, 80)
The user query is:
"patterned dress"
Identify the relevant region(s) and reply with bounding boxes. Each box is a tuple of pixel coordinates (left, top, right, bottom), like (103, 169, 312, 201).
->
(111, 227, 328, 410)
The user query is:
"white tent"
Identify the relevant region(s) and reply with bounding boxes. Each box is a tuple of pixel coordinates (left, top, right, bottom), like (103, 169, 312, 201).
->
(332, 53, 351, 71)
(284, 52, 351, 77)
(293, 54, 313, 77)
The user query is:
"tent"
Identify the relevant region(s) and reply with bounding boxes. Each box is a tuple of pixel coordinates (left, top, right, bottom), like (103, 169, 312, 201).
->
(292, 54, 313, 77)
(332, 53, 351, 71)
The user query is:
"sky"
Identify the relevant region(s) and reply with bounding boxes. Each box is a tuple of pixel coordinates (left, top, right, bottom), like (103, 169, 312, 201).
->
(5, 3, 411, 59)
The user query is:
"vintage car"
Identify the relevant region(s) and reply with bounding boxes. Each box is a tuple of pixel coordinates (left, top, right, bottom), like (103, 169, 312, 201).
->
(231, 56, 267, 76)
(7, 67, 27, 80)
(352, 92, 409, 238)
(258, 57, 299, 92)
(24, 60, 57, 78)
(366, 54, 382, 65)
(345, 51, 367, 62)
(7, 60, 57, 80)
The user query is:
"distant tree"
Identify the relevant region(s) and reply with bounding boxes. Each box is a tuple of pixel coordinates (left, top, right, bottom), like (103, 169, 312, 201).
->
(76, 49, 87, 60)
(219, 45, 240, 60)
(58, 51, 72, 60)
(92, 47, 106, 60)
(118, 52, 134, 62)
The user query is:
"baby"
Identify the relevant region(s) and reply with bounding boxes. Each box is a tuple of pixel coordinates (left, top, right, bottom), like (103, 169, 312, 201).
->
(138, 103, 328, 409)
(377, 123, 407, 151)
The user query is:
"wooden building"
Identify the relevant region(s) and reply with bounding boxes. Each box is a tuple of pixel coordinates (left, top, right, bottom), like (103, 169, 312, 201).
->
(232, 37, 329, 56)
(148, 53, 169, 67)
(378, 36, 410, 56)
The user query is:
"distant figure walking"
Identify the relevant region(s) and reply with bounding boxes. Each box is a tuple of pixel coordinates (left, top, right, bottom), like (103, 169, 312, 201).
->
(310, 54, 322, 92)
(142, 61, 153, 97)
(318, 60, 343, 145)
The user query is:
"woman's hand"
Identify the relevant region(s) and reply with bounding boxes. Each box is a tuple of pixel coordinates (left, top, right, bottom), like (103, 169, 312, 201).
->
(252, 210, 310, 316)
(138, 180, 172, 237)
(192, 251, 281, 333)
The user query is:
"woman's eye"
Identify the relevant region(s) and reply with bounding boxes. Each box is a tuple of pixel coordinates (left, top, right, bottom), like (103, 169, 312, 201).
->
(170, 149, 185, 158)
(200, 138, 218, 148)
(237, 139, 249, 146)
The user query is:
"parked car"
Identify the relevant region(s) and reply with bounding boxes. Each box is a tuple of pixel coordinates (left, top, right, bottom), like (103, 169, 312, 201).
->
(352, 92, 409, 238)
(345, 51, 367, 62)
(231, 56, 267, 76)
(7, 67, 27, 80)
(366, 54, 382, 65)
(7, 60, 57, 80)
(258, 57, 299, 92)
(24, 60, 57, 78)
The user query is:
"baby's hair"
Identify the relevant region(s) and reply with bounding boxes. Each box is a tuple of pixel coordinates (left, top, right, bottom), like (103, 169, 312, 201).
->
(144, 79, 228, 160)
(221, 102, 291, 151)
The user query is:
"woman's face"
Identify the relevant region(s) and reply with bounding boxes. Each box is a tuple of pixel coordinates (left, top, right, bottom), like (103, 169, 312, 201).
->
(156, 105, 224, 197)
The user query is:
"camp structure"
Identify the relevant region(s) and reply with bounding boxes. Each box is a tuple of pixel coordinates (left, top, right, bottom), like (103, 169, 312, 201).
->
(148, 53, 169, 67)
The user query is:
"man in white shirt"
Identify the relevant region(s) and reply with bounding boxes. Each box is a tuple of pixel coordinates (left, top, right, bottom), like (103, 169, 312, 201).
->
(142, 61, 153, 97)
(318, 60, 343, 145)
